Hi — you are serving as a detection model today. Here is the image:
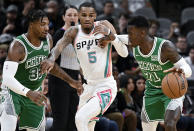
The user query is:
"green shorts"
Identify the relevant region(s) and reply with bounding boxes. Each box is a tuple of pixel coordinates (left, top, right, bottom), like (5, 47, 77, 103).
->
(142, 85, 171, 122)
(9, 89, 45, 130)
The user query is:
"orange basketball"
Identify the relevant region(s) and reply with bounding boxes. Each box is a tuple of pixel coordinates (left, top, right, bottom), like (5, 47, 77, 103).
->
(161, 72, 188, 99)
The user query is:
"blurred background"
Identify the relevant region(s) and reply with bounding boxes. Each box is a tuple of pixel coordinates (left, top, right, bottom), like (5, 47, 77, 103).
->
(0, 0, 194, 131)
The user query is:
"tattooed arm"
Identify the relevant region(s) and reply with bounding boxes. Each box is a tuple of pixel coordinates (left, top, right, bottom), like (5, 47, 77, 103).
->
(41, 26, 78, 73)
(49, 26, 78, 61)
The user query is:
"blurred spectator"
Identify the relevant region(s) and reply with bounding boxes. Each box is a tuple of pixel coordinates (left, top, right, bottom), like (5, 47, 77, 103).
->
(179, 0, 194, 10)
(132, 75, 146, 131)
(1, 4, 22, 36)
(0, 3, 6, 34)
(185, 45, 194, 80)
(23, 0, 35, 16)
(0, 57, 6, 70)
(180, 20, 194, 37)
(0, 34, 12, 60)
(104, 67, 137, 131)
(48, 22, 55, 36)
(176, 115, 194, 131)
(45, 0, 63, 33)
(20, 0, 35, 33)
(167, 22, 180, 43)
(96, 1, 116, 27)
(113, 51, 138, 74)
(121, 75, 135, 110)
(120, 75, 138, 131)
(0, 44, 8, 59)
(38, 0, 48, 9)
(42, 78, 53, 131)
(128, 0, 152, 13)
(118, 13, 129, 34)
(0, 33, 13, 45)
(114, 0, 131, 18)
(49, 5, 80, 131)
(95, 117, 119, 131)
(132, 75, 145, 111)
(3, 0, 23, 11)
(148, 19, 160, 37)
(175, 35, 189, 57)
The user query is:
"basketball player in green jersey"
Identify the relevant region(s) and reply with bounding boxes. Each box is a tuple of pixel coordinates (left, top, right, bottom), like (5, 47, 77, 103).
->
(125, 16, 192, 131)
(95, 16, 192, 131)
(0, 10, 82, 131)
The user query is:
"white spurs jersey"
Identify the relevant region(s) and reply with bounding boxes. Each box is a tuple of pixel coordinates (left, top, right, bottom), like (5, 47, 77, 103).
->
(74, 22, 112, 81)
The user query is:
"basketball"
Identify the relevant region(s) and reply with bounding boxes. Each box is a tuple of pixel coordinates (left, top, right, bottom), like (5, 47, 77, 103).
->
(161, 72, 188, 99)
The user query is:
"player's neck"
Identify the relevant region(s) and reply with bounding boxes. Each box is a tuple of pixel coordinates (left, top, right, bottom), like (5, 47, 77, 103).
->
(63, 24, 71, 30)
(139, 36, 154, 55)
(81, 26, 94, 34)
(26, 31, 41, 46)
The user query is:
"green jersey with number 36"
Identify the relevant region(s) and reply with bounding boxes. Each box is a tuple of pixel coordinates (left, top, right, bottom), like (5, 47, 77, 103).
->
(14, 34, 50, 90)
(133, 37, 174, 88)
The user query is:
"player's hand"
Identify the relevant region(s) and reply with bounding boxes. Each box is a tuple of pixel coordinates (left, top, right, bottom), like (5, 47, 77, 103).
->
(26, 90, 47, 106)
(69, 80, 84, 95)
(164, 67, 184, 73)
(98, 37, 111, 48)
(93, 24, 110, 36)
(45, 99, 51, 113)
(77, 87, 84, 96)
(93, 24, 116, 48)
(163, 67, 185, 75)
(40, 59, 54, 74)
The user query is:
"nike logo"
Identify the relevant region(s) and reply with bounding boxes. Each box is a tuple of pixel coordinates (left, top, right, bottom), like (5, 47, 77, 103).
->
(28, 51, 34, 54)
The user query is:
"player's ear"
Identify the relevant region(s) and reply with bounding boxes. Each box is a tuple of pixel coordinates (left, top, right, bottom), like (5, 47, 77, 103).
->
(141, 29, 147, 37)
(94, 12, 96, 20)
(29, 22, 33, 29)
(78, 12, 81, 19)
(62, 15, 65, 21)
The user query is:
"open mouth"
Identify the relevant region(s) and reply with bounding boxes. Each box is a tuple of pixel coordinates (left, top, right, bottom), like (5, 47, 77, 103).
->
(43, 32, 48, 35)
(84, 23, 91, 25)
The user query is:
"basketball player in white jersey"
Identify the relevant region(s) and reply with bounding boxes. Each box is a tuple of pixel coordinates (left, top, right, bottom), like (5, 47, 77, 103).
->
(40, 2, 128, 131)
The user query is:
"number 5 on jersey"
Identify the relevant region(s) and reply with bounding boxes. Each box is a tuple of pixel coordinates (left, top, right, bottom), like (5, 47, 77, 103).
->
(88, 51, 96, 63)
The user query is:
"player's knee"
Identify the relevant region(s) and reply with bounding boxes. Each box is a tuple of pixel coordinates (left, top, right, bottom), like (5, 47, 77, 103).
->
(164, 119, 176, 130)
(1, 110, 17, 131)
(75, 112, 87, 126)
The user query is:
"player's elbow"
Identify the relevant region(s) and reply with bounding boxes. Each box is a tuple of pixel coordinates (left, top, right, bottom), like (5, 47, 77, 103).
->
(119, 50, 128, 57)
(185, 66, 192, 78)
(2, 75, 13, 87)
(121, 53, 128, 58)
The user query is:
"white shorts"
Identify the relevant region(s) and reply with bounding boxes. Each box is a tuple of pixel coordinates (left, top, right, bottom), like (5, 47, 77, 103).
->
(78, 76, 117, 119)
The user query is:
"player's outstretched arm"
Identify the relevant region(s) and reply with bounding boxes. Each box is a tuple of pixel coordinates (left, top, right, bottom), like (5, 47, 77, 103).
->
(3, 40, 47, 106)
(41, 26, 78, 74)
(49, 63, 83, 91)
(50, 26, 78, 61)
(162, 41, 192, 78)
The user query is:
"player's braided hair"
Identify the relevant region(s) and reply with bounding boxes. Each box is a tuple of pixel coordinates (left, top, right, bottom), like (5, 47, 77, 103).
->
(28, 9, 47, 23)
